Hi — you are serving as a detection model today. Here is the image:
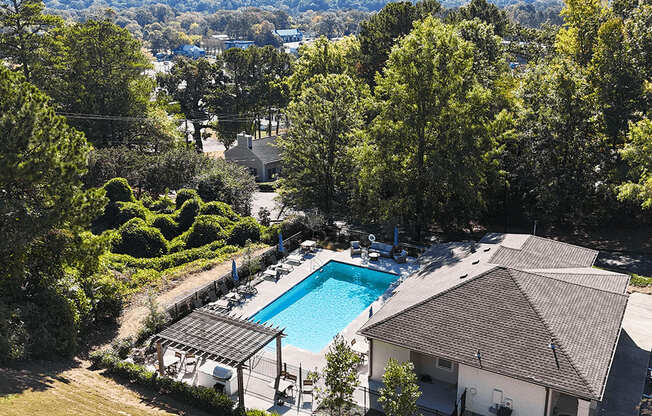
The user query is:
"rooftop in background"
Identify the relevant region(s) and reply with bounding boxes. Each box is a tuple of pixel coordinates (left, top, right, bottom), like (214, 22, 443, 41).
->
(360, 233, 630, 402)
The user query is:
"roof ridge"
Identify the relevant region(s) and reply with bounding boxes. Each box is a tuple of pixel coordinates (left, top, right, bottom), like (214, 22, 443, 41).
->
(526, 236, 599, 266)
(361, 266, 501, 333)
(516, 269, 630, 297)
(507, 269, 598, 400)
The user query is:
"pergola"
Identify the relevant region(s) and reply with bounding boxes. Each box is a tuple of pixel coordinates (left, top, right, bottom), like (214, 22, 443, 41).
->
(152, 308, 284, 409)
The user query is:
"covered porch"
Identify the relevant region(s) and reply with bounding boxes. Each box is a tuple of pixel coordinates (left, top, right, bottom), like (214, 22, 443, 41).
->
(152, 308, 284, 410)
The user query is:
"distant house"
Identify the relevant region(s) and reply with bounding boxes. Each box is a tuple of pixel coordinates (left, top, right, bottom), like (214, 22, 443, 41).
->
(274, 29, 303, 43)
(224, 133, 282, 182)
(224, 40, 255, 50)
(360, 233, 630, 416)
(173, 44, 206, 59)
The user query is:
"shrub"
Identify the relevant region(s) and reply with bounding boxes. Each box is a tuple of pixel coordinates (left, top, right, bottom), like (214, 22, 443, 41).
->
(89, 351, 236, 415)
(168, 237, 187, 253)
(185, 215, 228, 249)
(151, 214, 179, 241)
(200, 201, 239, 221)
(112, 218, 168, 258)
(227, 217, 261, 247)
(103, 178, 135, 203)
(150, 196, 175, 213)
(196, 159, 257, 215)
(175, 188, 200, 209)
(91, 273, 125, 322)
(111, 337, 134, 359)
(115, 201, 150, 227)
(176, 198, 202, 231)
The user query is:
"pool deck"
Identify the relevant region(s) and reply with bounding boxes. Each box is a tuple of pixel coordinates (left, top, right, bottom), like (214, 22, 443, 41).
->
(231, 248, 419, 373)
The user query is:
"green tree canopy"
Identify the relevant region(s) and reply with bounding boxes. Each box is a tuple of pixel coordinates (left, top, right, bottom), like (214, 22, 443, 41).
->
(360, 16, 495, 236)
(617, 118, 652, 210)
(277, 73, 370, 218)
(379, 359, 422, 416)
(0, 66, 114, 361)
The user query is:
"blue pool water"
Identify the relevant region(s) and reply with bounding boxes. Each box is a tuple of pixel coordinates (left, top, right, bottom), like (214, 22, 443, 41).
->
(250, 261, 398, 352)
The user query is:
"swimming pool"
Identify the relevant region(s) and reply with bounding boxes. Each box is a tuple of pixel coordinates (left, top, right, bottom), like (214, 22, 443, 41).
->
(250, 261, 399, 352)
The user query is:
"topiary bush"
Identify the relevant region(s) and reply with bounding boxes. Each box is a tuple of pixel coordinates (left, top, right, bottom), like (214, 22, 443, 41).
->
(115, 201, 150, 227)
(227, 217, 261, 247)
(176, 198, 202, 231)
(103, 178, 135, 203)
(200, 201, 239, 221)
(151, 214, 179, 241)
(112, 218, 168, 258)
(175, 188, 200, 209)
(150, 196, 175, 213)
(185, 215, 228, 249)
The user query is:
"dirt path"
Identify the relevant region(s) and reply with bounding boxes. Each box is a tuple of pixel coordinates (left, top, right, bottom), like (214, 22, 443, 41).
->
(116, 247, 270, 340)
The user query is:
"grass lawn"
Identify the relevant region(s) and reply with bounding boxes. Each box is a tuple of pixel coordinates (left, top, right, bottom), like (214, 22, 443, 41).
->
(630, 273, 652, 287)
(0, 360, 212, 416)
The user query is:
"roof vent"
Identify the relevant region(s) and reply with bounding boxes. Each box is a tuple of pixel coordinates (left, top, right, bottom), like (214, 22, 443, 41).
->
(459, 273, 468, 279)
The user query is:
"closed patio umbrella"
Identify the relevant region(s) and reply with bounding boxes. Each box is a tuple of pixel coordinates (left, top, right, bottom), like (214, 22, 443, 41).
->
(394, 226, 399, 247)
(232, 259, 239, 282)
(278, 232, 284, 253)
(369, 306, 373, 318)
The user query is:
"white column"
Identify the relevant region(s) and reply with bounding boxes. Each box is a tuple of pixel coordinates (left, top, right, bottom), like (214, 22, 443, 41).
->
(577, 399, 591, 416)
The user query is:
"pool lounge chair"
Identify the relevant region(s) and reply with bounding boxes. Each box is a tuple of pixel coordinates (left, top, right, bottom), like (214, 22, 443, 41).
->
(350, 241, 361, 256)
(277, 262, 294, 273)
(393, 249, 408, 264)
(286, 254, 303, 265)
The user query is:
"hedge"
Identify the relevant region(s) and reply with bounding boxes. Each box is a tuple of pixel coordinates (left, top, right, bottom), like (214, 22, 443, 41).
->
(115, 201, 150, 227)
(112, 218, 168, 258)
(200, 201, 239, 221)
(151, 214, 179, 241)
(185, 215, 229, 249)
(176, 198, 202, 231)
(89, 351, 238, 415)
(105, 241, 237, 272)
(103, 177, 135, 203)
(175, 188, 200, 209)
(150, 196, 175, 214)
(227, 217, 261, 247)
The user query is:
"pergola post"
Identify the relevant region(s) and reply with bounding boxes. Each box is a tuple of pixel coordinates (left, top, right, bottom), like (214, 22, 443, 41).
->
(237, 364, 245, 410)
(276, 334, 282, 378)
(156, 341, 165, 376)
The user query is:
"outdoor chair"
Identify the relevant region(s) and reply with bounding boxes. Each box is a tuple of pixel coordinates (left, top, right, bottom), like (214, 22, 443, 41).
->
(184, 353, 197, 372)
(393, 249, 408, 264)
(302, 379, 314, 397)
(286, 254, 303, 265)
(350, 241, 362, 256)
(277, 262, 294, 273)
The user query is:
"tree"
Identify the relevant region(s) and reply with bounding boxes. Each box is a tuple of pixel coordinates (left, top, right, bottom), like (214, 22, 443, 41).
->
(157, 57, 220, 152)
(277, 73, 370, 218)
(510, 58, 607, 225)
(617, 118, 652, 210)
(378, 359, 422, 416)
(361, 17, 494, 237)
(589, 16, 642, 148)
(555, 0, 607, 65)
(0, 0, 63, 84)
(288, 36, 362, 95)
(313, 335, 362, 416)
(452, 0, 510, 36)
(55, 19, 152, 147)
(0, 67, 112, 360)
(195, 158, 258, 215)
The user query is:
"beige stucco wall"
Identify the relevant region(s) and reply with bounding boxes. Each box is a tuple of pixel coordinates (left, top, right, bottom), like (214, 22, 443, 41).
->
(370, 339, 411, 381)
(457, 363, 547, 416)
(410, 351, 458, 384)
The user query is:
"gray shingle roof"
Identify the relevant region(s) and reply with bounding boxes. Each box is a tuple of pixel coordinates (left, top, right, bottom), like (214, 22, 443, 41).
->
(530, 271, 630, 294)
(360, 267, 627, 400)
(252, 136, 281, 164)
(489, 236, 598, 269)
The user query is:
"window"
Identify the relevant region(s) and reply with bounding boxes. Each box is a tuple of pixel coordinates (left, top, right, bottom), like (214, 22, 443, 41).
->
(437, 357, 453, 371)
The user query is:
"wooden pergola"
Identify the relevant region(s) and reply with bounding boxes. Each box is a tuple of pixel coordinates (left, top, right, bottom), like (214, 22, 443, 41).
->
(152, 309, 284, 409)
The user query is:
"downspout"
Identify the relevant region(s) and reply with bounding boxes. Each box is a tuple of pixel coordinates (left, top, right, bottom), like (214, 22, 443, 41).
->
(544, 387, 550, 416)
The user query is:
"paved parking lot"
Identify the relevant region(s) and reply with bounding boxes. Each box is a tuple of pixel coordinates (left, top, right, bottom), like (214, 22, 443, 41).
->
(599, 293, 652, 415)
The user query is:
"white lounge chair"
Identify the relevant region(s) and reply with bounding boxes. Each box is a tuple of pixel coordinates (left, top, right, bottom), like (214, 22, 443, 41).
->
(286, 254, 303, 265)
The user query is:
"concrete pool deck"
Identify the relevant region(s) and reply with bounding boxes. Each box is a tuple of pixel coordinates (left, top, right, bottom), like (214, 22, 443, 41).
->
(230, 248, 419, 372)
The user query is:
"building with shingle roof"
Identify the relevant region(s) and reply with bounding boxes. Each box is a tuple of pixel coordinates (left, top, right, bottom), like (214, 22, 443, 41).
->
(224, 132, 282, 182)
(359, 233, 629, 416)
